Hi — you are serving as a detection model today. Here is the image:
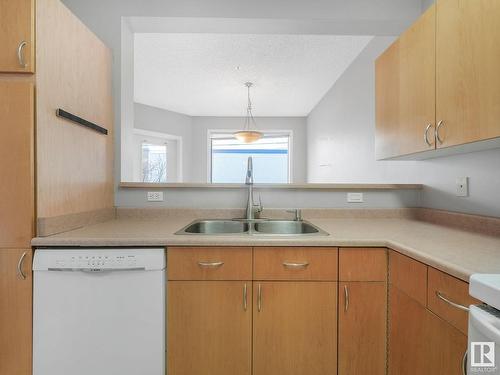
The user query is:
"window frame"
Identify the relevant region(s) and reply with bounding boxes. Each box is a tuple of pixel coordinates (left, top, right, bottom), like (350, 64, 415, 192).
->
(207, 129, 293, 184)
(133, 128, 183, 183)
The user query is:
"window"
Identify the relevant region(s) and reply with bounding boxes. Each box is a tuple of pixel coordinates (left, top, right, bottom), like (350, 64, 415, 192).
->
(141, 142, 167, 183)
(210, 132, 290, 183)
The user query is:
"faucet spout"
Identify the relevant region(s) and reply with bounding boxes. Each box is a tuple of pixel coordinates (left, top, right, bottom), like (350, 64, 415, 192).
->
(245, 156, 253, 185)
(245, 157, 261, 220)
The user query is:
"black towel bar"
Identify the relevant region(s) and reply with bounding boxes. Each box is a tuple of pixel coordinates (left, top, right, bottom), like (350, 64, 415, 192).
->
(56, 109, 108, 135)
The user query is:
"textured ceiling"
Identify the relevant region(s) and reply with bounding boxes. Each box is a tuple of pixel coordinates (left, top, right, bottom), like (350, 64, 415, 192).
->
(134, 33, 373, 116)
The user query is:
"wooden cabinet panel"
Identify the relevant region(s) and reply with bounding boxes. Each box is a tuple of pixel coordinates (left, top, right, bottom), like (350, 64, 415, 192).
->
(253, 247, 338, 281)
(339, 282, 387, 375)
(425, 307, 468, 375)
(167, 247, 252, 280)
(398, 4, 436, 155)
(389, 251, 427, 305)
(389, 286, 428, 375)
(253, 282, 337, 375)
(167, 281, 252, 375)
(427, 267, 480, 334)
(389, 285, 467, 375)
(0, 0, 35, 73)
(0, 249, 32, 375)
(375, 40, 400, 159)
(436, 0, 500, 148)
(339, 247, 387, 281)
(0, 80, 35, 248)
(36, 0, 114, 219)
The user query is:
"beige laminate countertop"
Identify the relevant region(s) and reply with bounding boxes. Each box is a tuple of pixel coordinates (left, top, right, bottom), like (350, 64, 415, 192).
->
(32, 217, 500, 282)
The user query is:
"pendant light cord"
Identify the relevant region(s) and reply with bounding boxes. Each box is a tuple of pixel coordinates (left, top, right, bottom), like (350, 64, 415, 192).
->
(244, 82, 257, 131)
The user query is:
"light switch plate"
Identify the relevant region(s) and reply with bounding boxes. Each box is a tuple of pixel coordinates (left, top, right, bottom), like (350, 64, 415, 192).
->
(147, 191, 164, 202)
(456, 177, 469, 197)
(347, 192, 364, 203)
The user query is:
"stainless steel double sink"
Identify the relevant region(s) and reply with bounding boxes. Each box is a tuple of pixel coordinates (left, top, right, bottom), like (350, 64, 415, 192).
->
(175, 219, 328, 236)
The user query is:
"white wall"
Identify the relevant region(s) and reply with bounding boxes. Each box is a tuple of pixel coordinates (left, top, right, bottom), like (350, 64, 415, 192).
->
(191, 117, 307, 183)
(307, 36, 500, 217)
(134, 103, 193, 181)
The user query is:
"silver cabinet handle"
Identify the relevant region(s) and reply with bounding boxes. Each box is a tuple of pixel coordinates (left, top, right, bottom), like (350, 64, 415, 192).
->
(424, 123, 435, 146)
(17, 251, 28, 280)
(257, 283, 262, 312)
(197, 261, 224, 268)
(436, 120, 445, 144)
(436, 291, 469, 312)
(17, 41, 27, 68)
(243, 283, 248, 311)
(344, 284, 349, 312)
(462, 350, 468, 375)
(282, 261, 309, 269)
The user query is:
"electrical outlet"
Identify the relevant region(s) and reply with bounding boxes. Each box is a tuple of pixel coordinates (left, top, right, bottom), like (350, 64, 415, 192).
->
(147, 191, 164, 202)
(347, 192, 364, 203)
(456, 177, 469, 197)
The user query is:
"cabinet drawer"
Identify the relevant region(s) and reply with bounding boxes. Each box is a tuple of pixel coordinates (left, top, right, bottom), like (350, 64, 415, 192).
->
(427, 267, 479, 334)
(167, 247, 252, 280)
(253, 247, 338, 281)
(339, 248, 387, 281)
(389, 251, 427, 305)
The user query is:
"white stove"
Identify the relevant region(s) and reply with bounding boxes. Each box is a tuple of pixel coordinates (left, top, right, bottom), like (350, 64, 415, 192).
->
(468, 274, 500, 374)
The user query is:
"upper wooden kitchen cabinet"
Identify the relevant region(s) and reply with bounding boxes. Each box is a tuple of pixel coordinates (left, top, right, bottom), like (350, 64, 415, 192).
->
(0, 0, 35, 73)
(435, 0, 500, 148)
(376, 0, 500, 158)
(253, 281, 337, 375)
(0, 81, 35, 248)
(0, 249, 33, 375)
(376, 4, 436, 159)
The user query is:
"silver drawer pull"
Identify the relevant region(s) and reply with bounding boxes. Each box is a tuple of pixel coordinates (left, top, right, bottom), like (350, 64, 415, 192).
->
(436, 291, 469, 312)
(17, 41, 28, 68)
(257, 283, 262, 312)
(344, 284, 349, 312)
(197, 261, 224, 268)
(243, 283, 248, 311)
(17, 251, 28, 280)
(424, 123, 435, 146)
(282, 261, 309, 269)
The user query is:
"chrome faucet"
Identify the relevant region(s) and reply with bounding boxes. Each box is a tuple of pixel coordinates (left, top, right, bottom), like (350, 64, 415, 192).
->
(245, 157, 262, 220)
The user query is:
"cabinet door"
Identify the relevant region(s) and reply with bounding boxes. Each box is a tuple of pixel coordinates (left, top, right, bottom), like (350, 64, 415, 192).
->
(0, 249, 32, 375)
(375, 40, 400, 159)
(0, 0, 35, 72)
(389, 286, 467, 375)
(424, 305, 467, 374)
(0, 81, 35, 248)
(339, 282, 387, 375)
(389, 286, 429, 375)
(253, 282, 337, 375)
(167, 281, 252, 375)
(398, 4, 436, 155)
(436, 0, 500, 147)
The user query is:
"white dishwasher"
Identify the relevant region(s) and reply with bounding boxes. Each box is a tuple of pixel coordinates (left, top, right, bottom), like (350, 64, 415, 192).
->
(33, 248, 166, 375)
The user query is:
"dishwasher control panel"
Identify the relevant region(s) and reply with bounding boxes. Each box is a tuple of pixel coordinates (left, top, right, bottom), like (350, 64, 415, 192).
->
(33, 248, 165, 271)
(54, 254, 138, 268)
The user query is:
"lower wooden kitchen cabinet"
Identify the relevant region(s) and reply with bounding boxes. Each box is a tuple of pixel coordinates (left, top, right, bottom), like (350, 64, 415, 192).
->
(339, 282, 387, 375)
(252, 282, 337, 375)
(0, 249, 32, 375)
(338, 247, 388, 375)
(388, 251, 468, 375)
(167, 281, 252, 375)
(389, 286, 467, 375)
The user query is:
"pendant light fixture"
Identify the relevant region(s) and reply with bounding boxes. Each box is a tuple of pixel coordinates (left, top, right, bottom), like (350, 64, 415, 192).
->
(233, 82, 263, 143)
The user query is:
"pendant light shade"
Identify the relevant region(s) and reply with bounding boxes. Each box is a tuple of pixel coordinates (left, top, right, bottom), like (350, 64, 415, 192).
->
(233, 130, 263, 143)
(233, 82, 263, 143)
